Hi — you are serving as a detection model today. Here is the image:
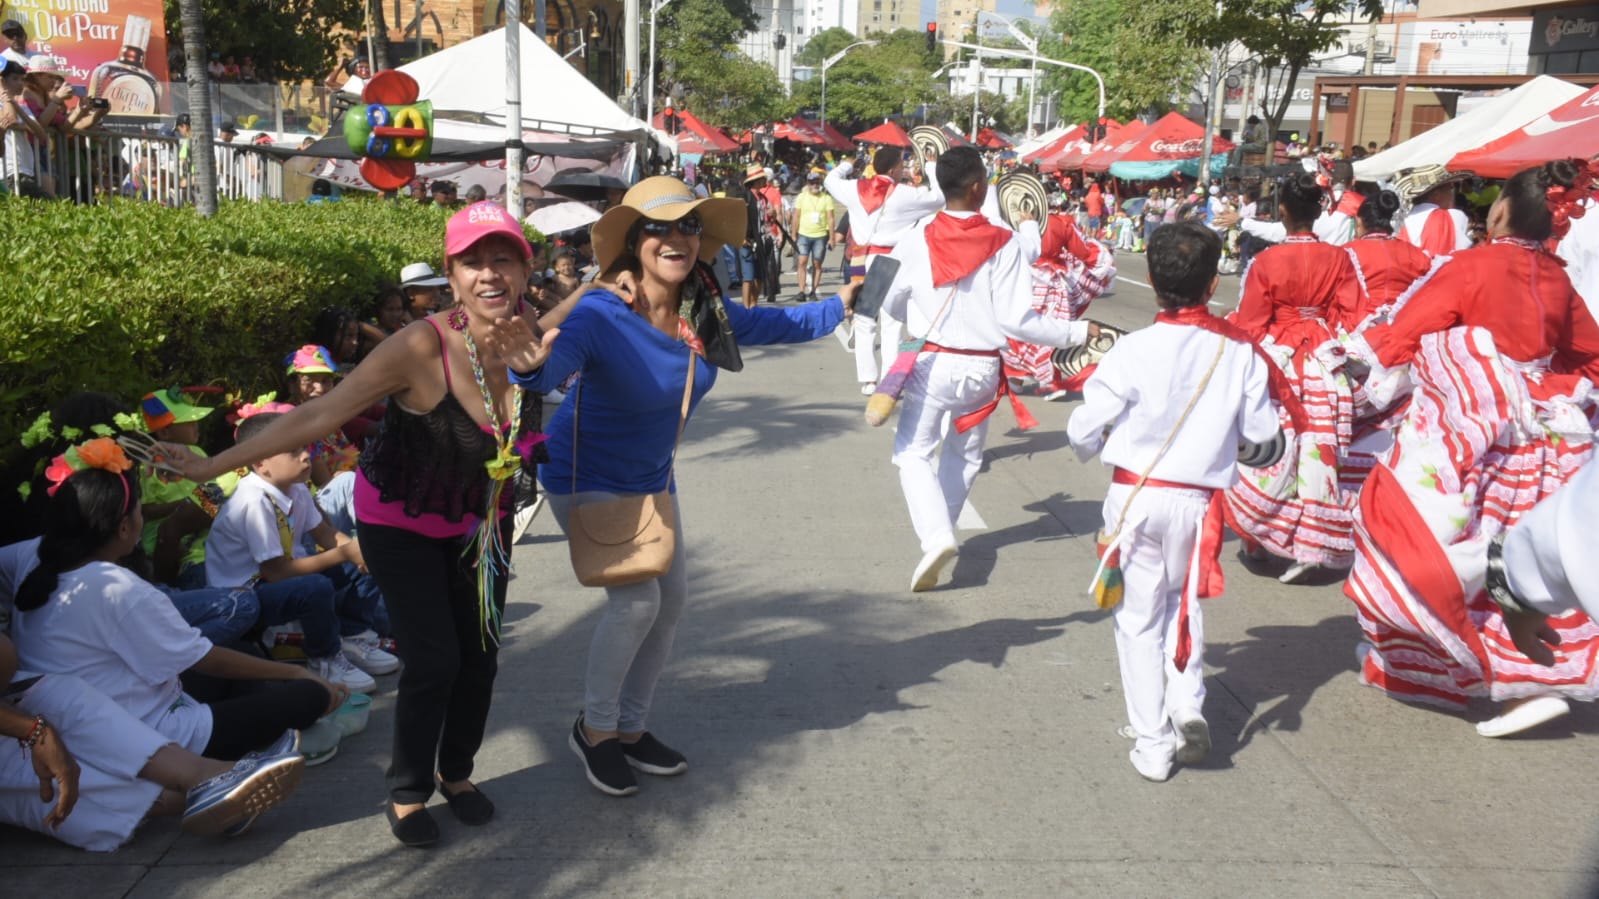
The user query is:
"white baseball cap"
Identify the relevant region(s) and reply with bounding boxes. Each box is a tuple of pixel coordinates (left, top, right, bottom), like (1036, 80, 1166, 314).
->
(399, 262, 448, 287)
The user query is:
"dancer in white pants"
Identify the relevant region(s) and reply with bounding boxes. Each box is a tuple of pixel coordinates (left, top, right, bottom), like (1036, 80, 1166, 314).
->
(825, 147, 945, 393)
(1068, 222, 1281, 782)
(880, 147, 1096, 591)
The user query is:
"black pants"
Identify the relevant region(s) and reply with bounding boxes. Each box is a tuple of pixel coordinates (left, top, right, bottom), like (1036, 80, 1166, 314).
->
(360, 521, 507, 805)
(203, 679, 328, 760)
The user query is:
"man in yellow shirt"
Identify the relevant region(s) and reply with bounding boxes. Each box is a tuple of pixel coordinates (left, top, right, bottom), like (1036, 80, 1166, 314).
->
(790, 168, 837, 301)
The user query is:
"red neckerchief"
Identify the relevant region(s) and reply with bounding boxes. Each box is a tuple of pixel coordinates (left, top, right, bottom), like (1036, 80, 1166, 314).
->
(1417, 207, 1457, 257)
(925, 212, 1013, 287)
(1154, 305, 1309, 434)
(1333, 190, 1363, 218)
(857, 175, 896, 215)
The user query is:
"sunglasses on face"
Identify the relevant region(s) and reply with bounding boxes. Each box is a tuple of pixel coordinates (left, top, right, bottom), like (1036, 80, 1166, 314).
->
(639, 215, 703, 238)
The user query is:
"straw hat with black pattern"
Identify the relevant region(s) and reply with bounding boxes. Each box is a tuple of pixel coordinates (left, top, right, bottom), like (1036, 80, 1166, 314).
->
(1394, 163, 1473, 202)
(590, 175, 747, 273)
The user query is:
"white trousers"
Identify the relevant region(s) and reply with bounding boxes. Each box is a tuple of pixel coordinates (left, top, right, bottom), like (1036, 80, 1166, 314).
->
(853, 309, 905, 384)
(1103, 483, 1209, 769)
(892, 353, 998, 553)
(1, 674, 167, 851)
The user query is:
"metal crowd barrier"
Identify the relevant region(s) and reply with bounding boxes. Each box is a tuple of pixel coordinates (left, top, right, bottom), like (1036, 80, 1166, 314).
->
(3, 128, 286, 205)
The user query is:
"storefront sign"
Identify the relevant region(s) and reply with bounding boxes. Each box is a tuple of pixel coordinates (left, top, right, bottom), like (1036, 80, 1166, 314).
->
(1532, 6, 1599, 55)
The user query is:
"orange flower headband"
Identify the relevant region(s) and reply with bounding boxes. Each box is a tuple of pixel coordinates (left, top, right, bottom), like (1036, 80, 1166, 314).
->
(1546, 160, 1599, 240)
(44, 438, 135, 513)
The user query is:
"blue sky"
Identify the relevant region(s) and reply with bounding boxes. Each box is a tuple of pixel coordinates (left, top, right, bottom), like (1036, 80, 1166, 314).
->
(918, 0, 1048, 26)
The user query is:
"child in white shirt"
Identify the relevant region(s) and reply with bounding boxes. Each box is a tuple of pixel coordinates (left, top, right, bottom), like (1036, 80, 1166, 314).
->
(206, 412, 394, 692)
(1067, 222, 1282, 782)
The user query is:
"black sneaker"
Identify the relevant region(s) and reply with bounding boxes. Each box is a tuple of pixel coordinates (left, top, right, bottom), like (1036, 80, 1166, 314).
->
(568, 714, 638, 796)
(808, 290, 819, 302)
(620, 732, 688, 776)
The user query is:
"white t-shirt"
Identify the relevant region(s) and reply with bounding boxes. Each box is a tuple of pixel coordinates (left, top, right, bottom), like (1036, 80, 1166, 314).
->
(206, 474, 321, 588)
(0, 537, 41, 629)
(8, 560, 213, 753)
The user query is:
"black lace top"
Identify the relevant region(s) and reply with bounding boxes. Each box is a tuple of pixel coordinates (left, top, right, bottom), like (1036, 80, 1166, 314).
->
(358, 322, 544, 523)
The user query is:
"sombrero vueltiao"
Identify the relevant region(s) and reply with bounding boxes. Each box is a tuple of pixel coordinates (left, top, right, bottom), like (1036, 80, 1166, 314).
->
(1393, 163, 1473, 202)
(590, 176, 748, 273)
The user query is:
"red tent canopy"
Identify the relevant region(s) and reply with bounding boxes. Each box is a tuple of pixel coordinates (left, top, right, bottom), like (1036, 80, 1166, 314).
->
(1450, 85, 1599, 179)
(1051, 121, 1129, 171)
(1080, 120, 1154, 173)
(1085, 112, 1231, 173)
(854, 120, 912, 147)
(975, 127, 1010, 149)
(941, 126, 976, 148)
(654, 109, 740, 154)
(1022, 124, 1086, 164)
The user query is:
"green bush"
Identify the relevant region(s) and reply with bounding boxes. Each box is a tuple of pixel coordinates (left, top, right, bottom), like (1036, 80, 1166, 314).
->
(0, 195, 539, 487)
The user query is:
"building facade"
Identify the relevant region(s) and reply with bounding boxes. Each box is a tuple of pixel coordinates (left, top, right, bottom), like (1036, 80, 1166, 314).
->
(859, 0, 916, 35)
(936, 0, 995, 54)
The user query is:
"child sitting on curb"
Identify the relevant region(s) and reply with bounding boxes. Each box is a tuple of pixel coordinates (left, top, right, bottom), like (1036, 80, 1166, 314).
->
(205, 412, 396, 692)
(1066, 222, 1282, 783)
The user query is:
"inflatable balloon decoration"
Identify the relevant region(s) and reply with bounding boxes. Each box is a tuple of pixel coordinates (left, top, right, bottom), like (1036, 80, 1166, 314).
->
(342, 70, 434, 191)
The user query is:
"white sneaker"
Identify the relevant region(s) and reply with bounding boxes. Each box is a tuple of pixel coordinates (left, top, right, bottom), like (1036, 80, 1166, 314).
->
(512, 495, 544, 544)
(315, 652, 376, 693)
(1173, 713, 1211, 765)
(340, 630, 400, 676)
(911, 539, 959, 592)
(1129, 746, 1173, 783)
(1279, 561, 1317, 584)
(860, 381, 878, 396)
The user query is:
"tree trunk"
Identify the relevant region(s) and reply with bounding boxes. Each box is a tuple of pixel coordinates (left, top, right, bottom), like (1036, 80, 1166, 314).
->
(369, 0, 392, 71)
(179, 0, 217, 216)
(1265, 61, 1302, 152)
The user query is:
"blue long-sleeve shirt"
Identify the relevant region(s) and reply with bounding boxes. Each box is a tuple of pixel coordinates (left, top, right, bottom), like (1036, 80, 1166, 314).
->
(513, 288, 846, 495)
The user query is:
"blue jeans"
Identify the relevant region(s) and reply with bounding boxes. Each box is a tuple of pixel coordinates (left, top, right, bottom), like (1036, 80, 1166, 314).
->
(253, 574, 341, 658)
(325, 562, 388, 637)
(795, 233, 827, 259)
(316, 471, 357, 536)
(156, 584, 260, 646)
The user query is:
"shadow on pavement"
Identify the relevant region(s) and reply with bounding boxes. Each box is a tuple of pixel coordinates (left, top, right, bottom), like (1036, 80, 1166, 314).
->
(949, 493, 1099, 591)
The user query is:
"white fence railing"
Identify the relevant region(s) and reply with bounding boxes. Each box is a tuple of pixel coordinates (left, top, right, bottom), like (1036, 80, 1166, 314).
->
(3, 129, 288, 205)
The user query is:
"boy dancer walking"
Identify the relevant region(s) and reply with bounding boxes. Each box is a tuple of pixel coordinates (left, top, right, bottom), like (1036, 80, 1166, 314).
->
(1067, 223, 1282, 782)
(880, 147, 1099, 591)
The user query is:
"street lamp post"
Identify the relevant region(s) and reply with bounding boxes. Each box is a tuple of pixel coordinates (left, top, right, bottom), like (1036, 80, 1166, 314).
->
(977, 10, 1038, 137)
(820, 40, 878, 132)
(645, 0, 674, 130)
(941, 40, 1105, 127)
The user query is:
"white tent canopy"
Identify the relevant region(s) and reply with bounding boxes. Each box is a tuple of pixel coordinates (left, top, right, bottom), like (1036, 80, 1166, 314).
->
(344, 24, 659, 141)
(1353, 76, 1585, 182)
(1013, 124, 1073, 159)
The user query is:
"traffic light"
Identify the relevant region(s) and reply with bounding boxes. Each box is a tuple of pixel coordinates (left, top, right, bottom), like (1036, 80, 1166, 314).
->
(926, 22, 937, 54)
(662, 105, 679, 134)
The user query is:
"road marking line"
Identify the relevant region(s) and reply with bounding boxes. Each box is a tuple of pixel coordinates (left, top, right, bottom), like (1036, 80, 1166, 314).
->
(956, 501, 987, 531)
(1115, 275, 1150, 290)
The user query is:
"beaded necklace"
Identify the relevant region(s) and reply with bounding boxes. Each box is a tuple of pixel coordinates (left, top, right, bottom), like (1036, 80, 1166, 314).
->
(448, 304, 524, 646)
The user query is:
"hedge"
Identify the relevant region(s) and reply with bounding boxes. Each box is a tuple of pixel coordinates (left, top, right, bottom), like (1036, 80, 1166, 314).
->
(0, 195, 540, 495)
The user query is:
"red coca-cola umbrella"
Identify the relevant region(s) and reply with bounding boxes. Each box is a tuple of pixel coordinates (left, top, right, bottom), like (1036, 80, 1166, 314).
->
(653, 109, 741, 154)
(1051, 121, 1130, 172)
(1450, 84, 1599, 179)
(1097, 112, 1234, 179)
(1022, 124, 1086, 165)
(854, 121, 913, 147)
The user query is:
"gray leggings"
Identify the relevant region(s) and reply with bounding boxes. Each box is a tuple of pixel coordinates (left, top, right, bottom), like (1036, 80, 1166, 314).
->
(547, 491, 689, 733)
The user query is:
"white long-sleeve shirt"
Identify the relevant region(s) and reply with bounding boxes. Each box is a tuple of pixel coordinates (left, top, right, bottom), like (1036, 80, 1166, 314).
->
(1239, 209, 1354, 246)
(881, 210, 1087, 351)
(1400, 203, 1472, 255)
(1067, 322, 1279, 489)
(1504, 461, 1599, 621)
(824, 159, 945, 250)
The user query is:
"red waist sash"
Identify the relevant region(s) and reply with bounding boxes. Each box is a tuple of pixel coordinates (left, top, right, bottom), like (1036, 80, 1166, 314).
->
(922, 341, 1037, 433)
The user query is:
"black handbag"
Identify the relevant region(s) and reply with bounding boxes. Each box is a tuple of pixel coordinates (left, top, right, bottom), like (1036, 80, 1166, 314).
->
(680, 262, 744, 372)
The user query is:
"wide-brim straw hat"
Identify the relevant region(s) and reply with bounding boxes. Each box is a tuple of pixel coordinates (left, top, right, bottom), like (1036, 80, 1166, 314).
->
(1393, 163, 1472, 201)
(591, 176, 747, 273)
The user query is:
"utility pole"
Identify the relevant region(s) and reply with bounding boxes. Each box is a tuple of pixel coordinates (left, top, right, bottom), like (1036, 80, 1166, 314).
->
(623, 0, 640, 115)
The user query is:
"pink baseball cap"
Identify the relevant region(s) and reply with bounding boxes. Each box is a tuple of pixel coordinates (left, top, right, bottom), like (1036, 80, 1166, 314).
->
(445, 201, 532, 260)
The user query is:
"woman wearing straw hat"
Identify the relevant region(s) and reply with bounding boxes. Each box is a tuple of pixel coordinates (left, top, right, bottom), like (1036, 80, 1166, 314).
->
(489, 176, 859, 797)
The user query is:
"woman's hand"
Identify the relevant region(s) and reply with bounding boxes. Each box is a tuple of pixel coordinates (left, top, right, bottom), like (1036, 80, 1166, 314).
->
(592, 270, 638, 304)
(485, 315, 558, 375)
(156, 442, 224, 485)
(301, 668, 351, 715)
(29, 725, 79, 829)
(838, 280, 862, 313)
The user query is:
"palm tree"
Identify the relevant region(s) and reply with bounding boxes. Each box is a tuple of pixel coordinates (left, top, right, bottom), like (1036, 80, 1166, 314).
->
(178, 0, 217, 216)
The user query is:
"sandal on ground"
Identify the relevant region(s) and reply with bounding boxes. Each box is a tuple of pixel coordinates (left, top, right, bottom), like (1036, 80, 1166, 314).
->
(437, 779, 495, 826)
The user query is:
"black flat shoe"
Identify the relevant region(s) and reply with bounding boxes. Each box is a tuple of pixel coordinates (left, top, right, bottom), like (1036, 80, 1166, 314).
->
(386, 803, 439, 847)
(438, 781, 495, 826)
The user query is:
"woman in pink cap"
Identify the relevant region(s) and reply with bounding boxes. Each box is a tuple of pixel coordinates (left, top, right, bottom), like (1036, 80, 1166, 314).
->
(166, 202, 570, 848)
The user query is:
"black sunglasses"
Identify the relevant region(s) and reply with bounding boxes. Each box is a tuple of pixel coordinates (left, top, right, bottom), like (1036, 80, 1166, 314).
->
(639, 215, 703, 238)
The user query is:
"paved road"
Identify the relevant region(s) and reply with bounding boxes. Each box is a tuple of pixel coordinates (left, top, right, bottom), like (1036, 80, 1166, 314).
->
(5, 245, 1598, 898)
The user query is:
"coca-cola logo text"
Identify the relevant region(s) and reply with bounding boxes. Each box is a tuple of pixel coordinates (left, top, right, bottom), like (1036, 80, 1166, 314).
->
(1151, 138, 1204, 155)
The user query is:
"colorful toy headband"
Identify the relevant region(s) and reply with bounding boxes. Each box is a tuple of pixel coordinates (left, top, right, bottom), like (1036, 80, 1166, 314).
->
(44, 438, 134, 513)
(228, 392, 296, 428)
(342, 70, 434, 192)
